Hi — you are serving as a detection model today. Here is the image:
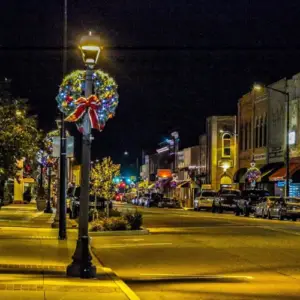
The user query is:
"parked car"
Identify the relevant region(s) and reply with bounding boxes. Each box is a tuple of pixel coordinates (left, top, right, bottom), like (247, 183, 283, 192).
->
(254, 196, 278, 218)
(212, 189, 241, 213)
(138, 194, 149, 206)
(194, 190, 217, 211)
(235, 189, 270, 216)
(158, 198, 181, 208)
(69, 187, 112, 219)
(66, 185, 76, 213)
(145, 193, 163, 207)
(264, 197, 300, 221)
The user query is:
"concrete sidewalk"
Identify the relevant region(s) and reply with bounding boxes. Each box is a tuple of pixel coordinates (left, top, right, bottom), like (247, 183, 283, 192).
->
(0, 227, 138, 299)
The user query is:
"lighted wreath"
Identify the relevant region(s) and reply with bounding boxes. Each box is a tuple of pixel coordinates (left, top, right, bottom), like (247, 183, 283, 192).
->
(246, 160, 261, 186)
(56, 70, 119, 132)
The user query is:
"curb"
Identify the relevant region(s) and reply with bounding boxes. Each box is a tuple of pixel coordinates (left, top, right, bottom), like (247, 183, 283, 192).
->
(90, 248, 140, 300)
(102, 266, 140, 300)
(89, 229, 149, 237)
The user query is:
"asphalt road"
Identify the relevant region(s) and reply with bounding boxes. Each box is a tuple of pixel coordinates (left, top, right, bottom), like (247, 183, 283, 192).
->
(92, 205, 300, 299)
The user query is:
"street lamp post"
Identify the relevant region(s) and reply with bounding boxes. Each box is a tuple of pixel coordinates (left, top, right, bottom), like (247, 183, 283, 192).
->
(67, 32, 101, 278)
(44, 163, 53, 213)
(254, 83, 290, 197)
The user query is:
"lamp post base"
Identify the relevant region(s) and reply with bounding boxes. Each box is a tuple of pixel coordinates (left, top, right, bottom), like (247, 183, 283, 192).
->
(66, 237, 96, 278)
(44, 199, 53, 214)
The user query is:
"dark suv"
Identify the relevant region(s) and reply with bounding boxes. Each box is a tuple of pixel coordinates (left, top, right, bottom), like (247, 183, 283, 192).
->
(212, 189, 241, 213)
(69, 187, 113, 219)
(235, 190, 270, 217)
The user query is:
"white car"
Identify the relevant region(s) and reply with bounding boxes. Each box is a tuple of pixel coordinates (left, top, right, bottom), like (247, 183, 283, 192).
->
(194, 190, 217, 211)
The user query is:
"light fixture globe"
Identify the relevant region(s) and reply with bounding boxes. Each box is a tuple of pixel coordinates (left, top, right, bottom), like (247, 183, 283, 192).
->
(79, 32, 101, 66)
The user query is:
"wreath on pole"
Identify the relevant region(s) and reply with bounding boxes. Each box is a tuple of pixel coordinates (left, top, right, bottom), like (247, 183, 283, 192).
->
(246, 160, 261, 188)
(56, 70, 119, 132)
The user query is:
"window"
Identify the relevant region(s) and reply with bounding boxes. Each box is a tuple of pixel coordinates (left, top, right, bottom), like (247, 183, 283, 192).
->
(255, 118, 259, 148)
(222, 133, 231, 157)
(245, 123, 248, 150)
(263, 115, 267, 146)
(259, 117, 263, 147)
(240, 124, 244, 151)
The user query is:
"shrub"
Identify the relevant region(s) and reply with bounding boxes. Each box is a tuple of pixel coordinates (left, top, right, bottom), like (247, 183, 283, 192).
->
(90, 219, 104, 231)
(123, 212, 143, 230)
(102, 217, 128, 231)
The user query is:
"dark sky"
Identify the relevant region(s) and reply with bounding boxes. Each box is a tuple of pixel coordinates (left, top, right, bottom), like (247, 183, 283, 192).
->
(1, 0, 300, 166)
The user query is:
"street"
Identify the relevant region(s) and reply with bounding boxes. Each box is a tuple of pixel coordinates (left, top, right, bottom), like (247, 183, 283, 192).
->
(91, 204, 300, 299)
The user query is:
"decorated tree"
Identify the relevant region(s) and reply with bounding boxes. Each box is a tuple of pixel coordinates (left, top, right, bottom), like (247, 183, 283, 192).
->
(0, 99, 43, 195)
(90, 157, 120, 201)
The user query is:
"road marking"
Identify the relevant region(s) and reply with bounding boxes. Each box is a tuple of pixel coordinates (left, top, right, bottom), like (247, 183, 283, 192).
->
(258, 225, 300, 236)
(100, 242, 172, 248)
(138, 274, 254, 280)
(121, 238, 145, 242)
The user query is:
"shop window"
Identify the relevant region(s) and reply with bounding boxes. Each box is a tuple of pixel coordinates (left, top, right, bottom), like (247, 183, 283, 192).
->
(222, 133, 231, 157)
(240, 124, 244, 151)
(259, 117, 263, 147)
(245, 123, 248, 150)
(255, 118, 259, 148)
(263, 115, 267, 146)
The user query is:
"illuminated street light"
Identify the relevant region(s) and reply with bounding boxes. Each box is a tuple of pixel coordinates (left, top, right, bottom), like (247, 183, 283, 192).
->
(67, 32, 102, 279)
(124, 151, 129, 156)
(79, 32, 101, 66)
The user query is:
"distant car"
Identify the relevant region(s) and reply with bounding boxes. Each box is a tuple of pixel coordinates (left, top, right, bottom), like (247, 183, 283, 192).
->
(115, 193, 122, 201)
(158, 198, 181, 208)
(254, 196, 278, 218)
(235, 190, 270, 216)
(69, 187, 112, 219)
(194, 190, 217, 211)
(66, 185, 76, 213)
(138, 194, 150, 206)
(145, 193, 163, 207)
(265, 197, 300, 221)
(212, 189, 241, 213)
(132, 197, 138, 205)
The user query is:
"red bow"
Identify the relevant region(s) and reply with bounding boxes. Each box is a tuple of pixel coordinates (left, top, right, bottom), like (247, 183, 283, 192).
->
(65, 95, 101, 131)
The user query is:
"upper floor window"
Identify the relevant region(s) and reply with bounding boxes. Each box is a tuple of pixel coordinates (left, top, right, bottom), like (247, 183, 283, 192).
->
(222, 133, 231, 157)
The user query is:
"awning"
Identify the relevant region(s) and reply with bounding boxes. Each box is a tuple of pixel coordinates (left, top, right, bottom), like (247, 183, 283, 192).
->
(257, 162, 284, 183)
(269, 164, 300, 182)
(176, 180, 189, 188)
(148, 183, 155, 189)
(176, 180, 200, 189)
(233, 168, 247, 183)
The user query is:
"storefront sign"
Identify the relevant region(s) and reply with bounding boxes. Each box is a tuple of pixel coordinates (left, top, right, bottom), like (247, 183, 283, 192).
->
(253, 153, 266, 161)
(52, 136, 74, 158)
(157, 169, 172, 178)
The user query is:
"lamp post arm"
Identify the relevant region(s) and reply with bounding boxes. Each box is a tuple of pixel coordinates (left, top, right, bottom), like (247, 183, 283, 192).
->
(266, 86, 289, 96)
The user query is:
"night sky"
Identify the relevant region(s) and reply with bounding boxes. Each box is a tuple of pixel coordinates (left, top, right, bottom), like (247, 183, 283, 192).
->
(1, 0, 300, 166)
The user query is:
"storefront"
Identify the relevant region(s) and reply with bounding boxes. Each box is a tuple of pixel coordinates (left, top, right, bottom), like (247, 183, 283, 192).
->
(269, 163, 300, 197)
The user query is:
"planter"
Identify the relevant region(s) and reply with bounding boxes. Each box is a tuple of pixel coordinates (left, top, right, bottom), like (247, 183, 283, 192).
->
(89, 228, 149, 236)
(36, 199, 46, 211)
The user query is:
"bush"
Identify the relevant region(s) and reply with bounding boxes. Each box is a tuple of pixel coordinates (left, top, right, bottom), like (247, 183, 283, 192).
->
(102, 217, 128, 231)
(123, 212, 143, 230)
(90, 219, 104, 231)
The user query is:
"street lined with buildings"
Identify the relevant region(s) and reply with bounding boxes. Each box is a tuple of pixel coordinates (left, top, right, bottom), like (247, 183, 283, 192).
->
(90, 204, 300, 299)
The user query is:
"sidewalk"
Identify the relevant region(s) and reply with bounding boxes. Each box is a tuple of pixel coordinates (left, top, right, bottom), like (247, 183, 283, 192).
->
(0, 220, 138, 299)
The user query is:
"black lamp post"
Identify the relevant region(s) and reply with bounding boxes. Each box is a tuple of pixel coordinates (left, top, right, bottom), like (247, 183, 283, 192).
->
(67, 32, 101, 278)
(44, 161, 53, 213)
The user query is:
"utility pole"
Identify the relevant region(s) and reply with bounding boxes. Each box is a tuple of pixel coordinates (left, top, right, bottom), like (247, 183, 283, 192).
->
(58, 0, 68, 240)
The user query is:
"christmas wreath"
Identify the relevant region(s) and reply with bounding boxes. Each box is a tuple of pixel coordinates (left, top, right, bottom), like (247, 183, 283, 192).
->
(56, 70, 119, 132)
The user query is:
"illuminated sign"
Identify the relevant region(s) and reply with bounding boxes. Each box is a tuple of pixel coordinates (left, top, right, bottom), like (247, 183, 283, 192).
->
(289, 131, 296, 145)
